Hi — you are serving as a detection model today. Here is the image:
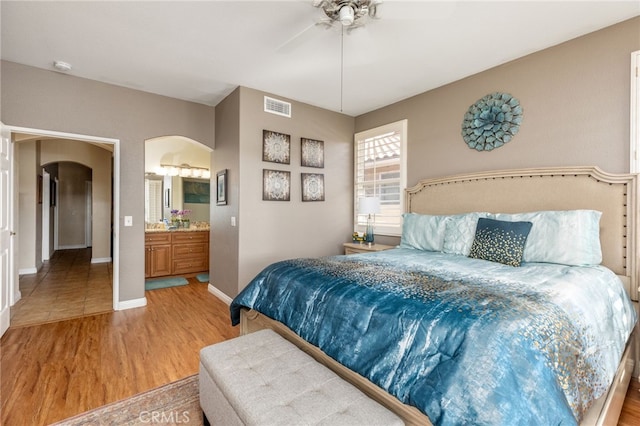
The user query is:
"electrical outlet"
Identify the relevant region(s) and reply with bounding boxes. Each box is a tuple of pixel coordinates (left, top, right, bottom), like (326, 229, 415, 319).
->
(124, 216, 133, 226)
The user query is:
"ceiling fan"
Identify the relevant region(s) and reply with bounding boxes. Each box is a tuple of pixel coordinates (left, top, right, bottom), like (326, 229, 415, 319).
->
(313, 0, 382, 28)
(314, 1, 384, 111)
(275, 1, 383, 111)
(277, 0, 383, 53)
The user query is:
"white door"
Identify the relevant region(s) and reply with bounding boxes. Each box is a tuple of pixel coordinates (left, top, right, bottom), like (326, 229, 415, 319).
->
(1, 123, 14, 336)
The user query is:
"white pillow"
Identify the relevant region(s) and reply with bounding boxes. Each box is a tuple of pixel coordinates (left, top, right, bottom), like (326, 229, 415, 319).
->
(494, 210, 602, 266)
(442, 212, 491, 256)
(399, 213, 448, 251)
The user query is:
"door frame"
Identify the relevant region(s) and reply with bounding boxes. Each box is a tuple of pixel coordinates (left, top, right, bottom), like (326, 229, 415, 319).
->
(1, 123, 13, 336)
(42, 170, 50, 262)
(6, 125, 121, 312)
(631, 50, 639, 173)
(85, 181, 92, 248)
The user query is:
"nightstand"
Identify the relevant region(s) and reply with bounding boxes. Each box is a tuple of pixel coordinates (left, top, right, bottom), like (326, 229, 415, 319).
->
(343, 242, 394, 255)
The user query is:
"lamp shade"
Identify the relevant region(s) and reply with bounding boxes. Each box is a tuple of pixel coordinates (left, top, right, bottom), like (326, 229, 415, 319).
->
(358, 197, 381, 215)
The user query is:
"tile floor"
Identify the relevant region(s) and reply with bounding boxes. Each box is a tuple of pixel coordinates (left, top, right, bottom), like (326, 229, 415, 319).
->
(10, 248, 113, 328)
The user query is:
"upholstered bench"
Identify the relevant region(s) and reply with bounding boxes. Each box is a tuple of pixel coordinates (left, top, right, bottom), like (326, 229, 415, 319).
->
(199, 329, 405, 425)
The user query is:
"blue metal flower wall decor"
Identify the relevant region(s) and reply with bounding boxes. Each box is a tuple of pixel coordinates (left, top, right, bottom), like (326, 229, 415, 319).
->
(461, 92, 523, 151)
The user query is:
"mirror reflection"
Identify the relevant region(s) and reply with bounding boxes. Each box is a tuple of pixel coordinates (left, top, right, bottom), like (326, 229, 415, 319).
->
(144, 136, 212, 230)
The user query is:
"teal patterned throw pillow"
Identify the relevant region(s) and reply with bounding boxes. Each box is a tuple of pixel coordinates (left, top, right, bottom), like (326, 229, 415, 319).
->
(469, 218, 533, 267)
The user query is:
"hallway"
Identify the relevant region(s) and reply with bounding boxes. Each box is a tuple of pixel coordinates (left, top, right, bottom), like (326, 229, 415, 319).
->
(10, 249, 112, 328)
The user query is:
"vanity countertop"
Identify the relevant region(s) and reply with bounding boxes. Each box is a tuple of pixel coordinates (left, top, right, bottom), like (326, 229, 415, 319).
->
(145, 222, 210, 233)
(145, 227, 209, 233)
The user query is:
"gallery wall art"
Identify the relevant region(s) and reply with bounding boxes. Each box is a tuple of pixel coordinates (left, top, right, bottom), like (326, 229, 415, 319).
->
(301, 138, 324, 168)
(216, 169, 227, 205)
(263, 169, 291, 201)
(263, 130, 291, 164)
(260, 130, 327, 202)
(301, 173, 325, 202)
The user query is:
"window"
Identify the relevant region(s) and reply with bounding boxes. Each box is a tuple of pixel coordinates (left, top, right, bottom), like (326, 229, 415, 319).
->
(354, 119, 407, 236)
(145, 178, 163, 223)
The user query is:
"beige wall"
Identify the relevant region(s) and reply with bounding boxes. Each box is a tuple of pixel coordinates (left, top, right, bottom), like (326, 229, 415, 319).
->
(212, 87, 354, 296)
(237, 88, 354, 292)
(211, 88, 240, 298)
(1, 61, 215, 303)
(356, 17, 640, 186)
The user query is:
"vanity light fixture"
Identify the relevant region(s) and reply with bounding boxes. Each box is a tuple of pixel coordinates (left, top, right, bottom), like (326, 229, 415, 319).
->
(157, 164, 211, 179)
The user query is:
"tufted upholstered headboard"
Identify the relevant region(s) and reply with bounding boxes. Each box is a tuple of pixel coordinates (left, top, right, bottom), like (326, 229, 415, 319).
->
(405, 166, 638, 301)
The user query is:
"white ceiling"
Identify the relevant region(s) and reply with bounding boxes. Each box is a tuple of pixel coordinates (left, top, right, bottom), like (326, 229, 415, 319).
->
(2, 1, 639, 117)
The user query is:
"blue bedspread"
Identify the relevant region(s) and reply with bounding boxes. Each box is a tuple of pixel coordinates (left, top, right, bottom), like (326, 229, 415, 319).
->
(230, 248, 636, 425)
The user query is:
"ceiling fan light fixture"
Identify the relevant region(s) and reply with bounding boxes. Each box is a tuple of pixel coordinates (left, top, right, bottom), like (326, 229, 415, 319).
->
(339, 5, 355, 26)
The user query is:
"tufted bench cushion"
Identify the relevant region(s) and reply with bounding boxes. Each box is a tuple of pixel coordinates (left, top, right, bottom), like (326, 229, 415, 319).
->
(199, 329, 405, 426)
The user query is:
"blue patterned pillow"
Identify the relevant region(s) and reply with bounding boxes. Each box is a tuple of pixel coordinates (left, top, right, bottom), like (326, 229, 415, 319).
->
(468, 218, 533, 267)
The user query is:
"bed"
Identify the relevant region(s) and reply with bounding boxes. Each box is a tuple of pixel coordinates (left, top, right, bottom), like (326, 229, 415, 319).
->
(230, 166, 638, 426)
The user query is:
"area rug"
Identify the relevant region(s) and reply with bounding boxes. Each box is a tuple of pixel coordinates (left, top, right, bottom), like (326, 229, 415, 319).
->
(52, 375, 202, 425)
(196, 273, 209, 283)
(145, 276, 189, 291)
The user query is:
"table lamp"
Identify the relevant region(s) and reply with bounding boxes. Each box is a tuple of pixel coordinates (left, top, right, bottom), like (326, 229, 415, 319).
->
(358, 197, 381, 244)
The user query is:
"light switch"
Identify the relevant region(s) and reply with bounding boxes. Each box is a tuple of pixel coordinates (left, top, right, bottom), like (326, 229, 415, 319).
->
(124, 216, 133, 227)
(231, 216, 236, 227)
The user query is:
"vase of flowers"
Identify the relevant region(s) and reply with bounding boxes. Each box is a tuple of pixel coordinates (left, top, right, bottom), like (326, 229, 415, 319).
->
(179, 210, 191, 228)
(181, 210, 191, 228)
(170, 209, 192, 228)
(170, 209, 180, 227)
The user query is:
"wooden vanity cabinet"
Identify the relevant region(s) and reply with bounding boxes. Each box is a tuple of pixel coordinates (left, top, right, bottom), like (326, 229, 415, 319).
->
(145, 231, 209, 278)
(145, 232, 172, 278)
(171, 231, 209, 275)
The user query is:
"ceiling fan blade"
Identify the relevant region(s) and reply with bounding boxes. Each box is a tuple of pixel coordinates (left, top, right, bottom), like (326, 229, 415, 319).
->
(375, 1, 458, 21)
(276, 19, 333, 53)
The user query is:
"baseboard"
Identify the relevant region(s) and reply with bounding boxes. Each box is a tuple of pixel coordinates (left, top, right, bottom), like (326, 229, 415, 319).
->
(91, 257, 112, 264)
(208, 284, 233, 305)
(0, 305, 10, 337)
(58, 244, 87, 250)
(115, 297, 147, 311)
(18, 267, 37, 275)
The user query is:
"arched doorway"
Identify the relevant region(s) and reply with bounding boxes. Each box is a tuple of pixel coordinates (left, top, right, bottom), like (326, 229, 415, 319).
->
(144, 136, 212, 284)
(8, 130, 117, 327)
(145, 136, 212, 224)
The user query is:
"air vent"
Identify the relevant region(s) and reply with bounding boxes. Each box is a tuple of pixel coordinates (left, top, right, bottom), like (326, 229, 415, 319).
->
(264, 96, 291, 118)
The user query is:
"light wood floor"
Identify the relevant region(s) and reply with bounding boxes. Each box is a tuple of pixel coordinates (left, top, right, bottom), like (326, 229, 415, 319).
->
(10, 249, 113, 327)
(620, 378, 640, 425)
(1, 274, 238, 424)
(2, 253, 640, 425)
